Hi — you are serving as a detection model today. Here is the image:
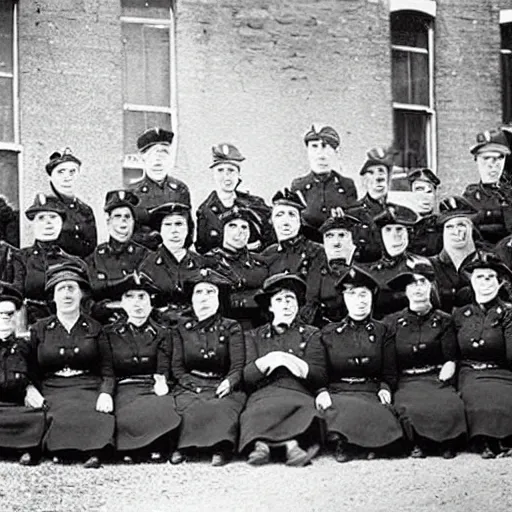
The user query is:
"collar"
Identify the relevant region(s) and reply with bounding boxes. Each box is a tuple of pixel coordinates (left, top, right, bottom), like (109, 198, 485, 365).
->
(50, 183, 76, 205)
(183, 312, 221, 332)
(277, 234, 305, 251)
(107, 237, 133, 255)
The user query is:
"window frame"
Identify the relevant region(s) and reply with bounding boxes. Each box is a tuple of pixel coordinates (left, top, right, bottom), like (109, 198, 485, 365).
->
(390, 4, 436, 177)
(120, 5, 178, 171)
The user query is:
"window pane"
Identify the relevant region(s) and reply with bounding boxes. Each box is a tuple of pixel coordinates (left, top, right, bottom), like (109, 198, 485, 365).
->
(0, 2, 13, 75)
(0, 77, 14, 142)
(410, 52, 429, 105)
(122, 23, 170, 106)
(393, 110, 429, 169)
(392, 50, 429, 105)
(502, 22, 512, 51)
(391, 50, 409, 103)
(0, 150, 18, 246)
(391, 11, 430, 49)
(502, 53, 512, 124)
(123, 110, 172, 154)
(122, 0, 171, 19)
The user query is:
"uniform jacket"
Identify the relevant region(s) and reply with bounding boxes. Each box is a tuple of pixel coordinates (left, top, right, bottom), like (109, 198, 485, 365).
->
(290, 170, 357, 232)
(25, 314, 114, 395)
(383, 307, 458, 374)
(321, 316, 396, 393)
(172, 314, 245, 392)
(453, 298, 512, 368)
(494, 234, 512, 269)
(243, 321, 326, 395)
(0, 335, 32, 403)
(409, 214, 443, 257)
(0, 241, 23, 286)
(196, 190, 274, 255)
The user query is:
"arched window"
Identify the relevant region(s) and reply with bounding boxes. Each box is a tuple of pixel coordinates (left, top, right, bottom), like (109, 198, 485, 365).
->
(501, 12, 512, 124)
(390, 3, 435, 174)
(121, 0, 176, 185)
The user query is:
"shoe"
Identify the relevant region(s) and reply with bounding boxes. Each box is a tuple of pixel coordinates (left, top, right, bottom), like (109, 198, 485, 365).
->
(285, 445, 311, 467)
(123, 455, 134, 464)
(334, 441, 352, 463)
(497, 448, 512, 458)
(150, 452, 165, 463)
(83, 456, 101, 469)
(211, 452, 229, 467)
(19, 452, 39, 466)
(170, 450, 185, 465)
(442, 448, 456, 459)
(366, 451, 376, 460)
(481, 444, 496, 459)
(247, 441, 270, 466)
(410, 445, 426, 459)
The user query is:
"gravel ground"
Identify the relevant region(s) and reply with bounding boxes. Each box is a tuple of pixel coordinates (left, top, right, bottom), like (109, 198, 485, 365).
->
(2, 453, 512, 512)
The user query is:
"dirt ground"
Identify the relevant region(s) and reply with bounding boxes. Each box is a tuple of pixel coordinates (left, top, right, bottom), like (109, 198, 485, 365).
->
(2, 452, 511, 512)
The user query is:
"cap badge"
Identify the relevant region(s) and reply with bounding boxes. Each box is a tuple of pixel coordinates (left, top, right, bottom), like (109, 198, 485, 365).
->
(133, 272, 141, 286)
(222, 144, 229, 155)
(376, 147, 385, 159)
(483, 131, 491, 143)
(38, 193, 47, 205)
(118, 191, 126, 201)
(449, 197, 457, 209)
(349, 268, 356, 278)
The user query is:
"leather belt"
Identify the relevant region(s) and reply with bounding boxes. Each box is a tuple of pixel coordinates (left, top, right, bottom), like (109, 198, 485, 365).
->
(190, 369, 223, 379)
(25, 298, 48, 307)
(468, 362, 499, 371)
(53, 368, 87, 378)
(339, 377, 368, 384)
(118, 376, 152, 384)
(402, 365, 439, 376)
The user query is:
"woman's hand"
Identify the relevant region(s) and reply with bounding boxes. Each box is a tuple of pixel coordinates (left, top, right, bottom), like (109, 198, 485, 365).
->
(282, 354, 309, 379)
(378, 389, 392, 405)
(96, 393, 114, 413)
(215, 379, 231, 398)
(24, 384, 45, 409)
(153, 374, 169, 396)
(255, 351, 284, 374)
(315, 390, 332, 411)
(439, 361, 456, 382)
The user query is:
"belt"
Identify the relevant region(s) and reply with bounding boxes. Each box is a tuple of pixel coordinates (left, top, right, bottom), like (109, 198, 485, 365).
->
(339, 377, 368, 384)
(190, 369, 223, 379)
(402, 365, 440, 376)
(118, 376, 152, 384)
(53, 368, 87, 378)
(25, 298, 48, 307)
(468, 362, 499, 371)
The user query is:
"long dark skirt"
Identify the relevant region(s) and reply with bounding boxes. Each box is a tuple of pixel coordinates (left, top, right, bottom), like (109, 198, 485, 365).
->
(115, 380, 181, 451)
(324, 386, 403, 448)
(0, 401, 46, 449)
(394, 375, 467, 443)
(42, 375, 115, 452)
(174, 383, 246, 450)
(458, 366, 512, 439)
(239, 385, 318, 453)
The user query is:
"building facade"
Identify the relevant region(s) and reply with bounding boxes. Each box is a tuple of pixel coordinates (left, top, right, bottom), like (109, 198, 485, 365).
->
(0, 0, 511, 244)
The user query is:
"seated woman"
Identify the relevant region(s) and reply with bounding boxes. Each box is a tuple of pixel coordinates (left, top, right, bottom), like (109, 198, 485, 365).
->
(104, 271, 181, 463)
(140, 202, 207, 326)
(385, 260, 467, 459)
(317, 266, 403, 462)
(171, 268, 245, 466)
(302, 210, 360, 327)
(454, 253, 512, 458)
(205, 206, 269, 330)
(239, 273, 325, 467)
(24, 261, 115, 468)
(18, 194, 83, 325)
(0, 283, 46, 465)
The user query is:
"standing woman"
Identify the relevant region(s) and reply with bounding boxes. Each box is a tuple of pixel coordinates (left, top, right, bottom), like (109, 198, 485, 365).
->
(171, 269, 245, 466)
(104, 272, 181, 462)
(317, 267, 403, 462)
(140, 203, 207, 325)
(24, 261, 115, 468)
(385, 261, 467, 459)
(239, 273, 325, 467)
(0, 283, 46, 465)
(454, 254, 512, 458)
(45, 148, 97, 259)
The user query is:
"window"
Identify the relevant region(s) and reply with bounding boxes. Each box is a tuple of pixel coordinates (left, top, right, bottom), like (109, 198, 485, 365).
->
(501, 15, 512, 124)
(390, 5, 436, 175)
(121, 0, 176, 186)
(0, 1, 19, 246)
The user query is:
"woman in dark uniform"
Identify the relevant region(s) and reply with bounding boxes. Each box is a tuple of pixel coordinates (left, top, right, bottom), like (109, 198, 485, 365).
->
(384, 260, 467, 459)
(104, 272, 181, 463)
(302, 211, 360, 327)
(261, 189, 323, 279)
(0, 283, 46, 465)
(454, 253, 512, 458)
(205, 206, 269, 330)
(24, 261, 115, 468)
(45, 148, 97, 259)
(139, 202, 207, 325)
(239, 273, 325, 467)
(18, 194, 83, 325)
(171, 269, 246, 466)
(317, 267, 403, 462)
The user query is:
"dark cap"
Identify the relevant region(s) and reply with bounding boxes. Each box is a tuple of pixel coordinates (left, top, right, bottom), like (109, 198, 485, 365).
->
(359, 146, 396, 176)
(219, 206, 263, 240)
(0, 281, 23, 309)
(254, 272, 307, 308)
(438, 196, 478, 224)
(271, 188, 307, 211)
(374, 204, 418, 228)
(148, 202, 194, 247)
(408, 168, 440, 188)
(470, 129, 511, 156)
(137, 127, 174, 153)
(387, 257, 436, 291)
(461, 252, 512, 280)
(45, 148, 81, 176)
(318, 210, 361, 235)
(210, 143, 245, 169)
(25, 194, 67, 221)
(336, 266, 379, 294)
(303, 125, 341, 150)
(45, 260, 90, 292)
(110, 271, 163, 301)
(104, 189, 140, 214)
